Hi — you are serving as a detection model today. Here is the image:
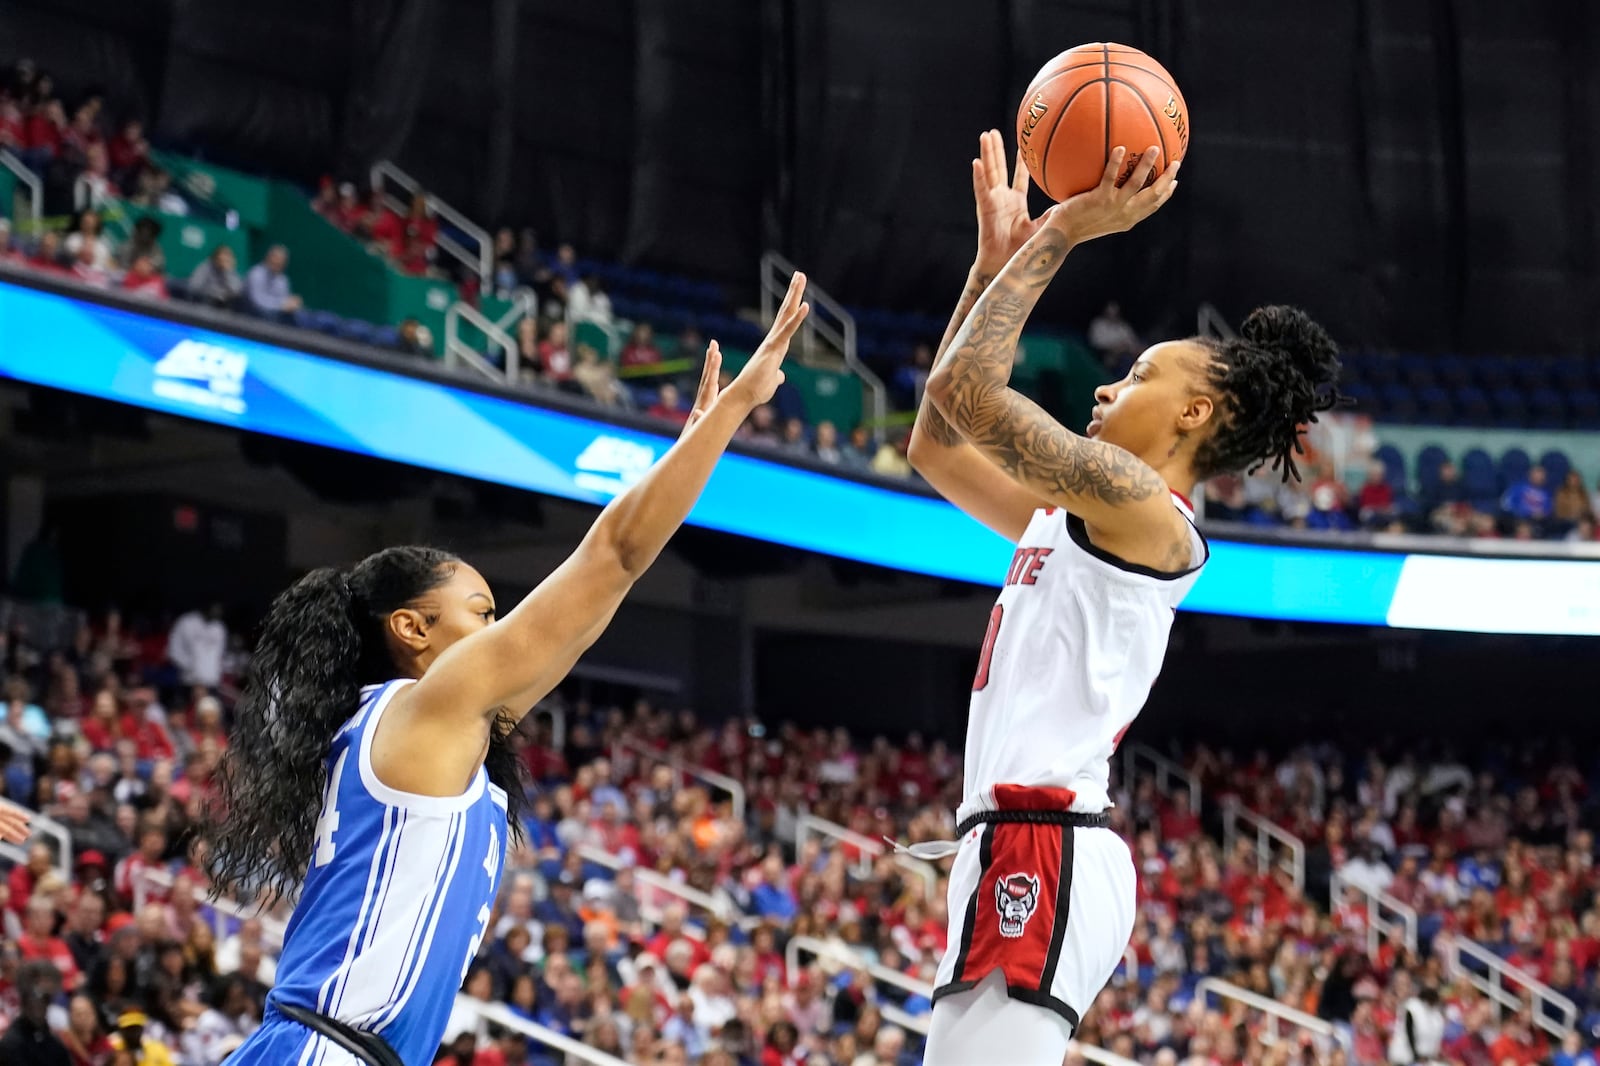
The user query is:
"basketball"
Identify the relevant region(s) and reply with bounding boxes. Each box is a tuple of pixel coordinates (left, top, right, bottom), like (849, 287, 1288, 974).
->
(1016, 43, 1190, 202)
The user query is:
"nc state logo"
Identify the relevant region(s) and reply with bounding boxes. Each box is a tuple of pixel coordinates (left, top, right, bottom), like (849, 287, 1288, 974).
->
(995, 872, 1040, 939)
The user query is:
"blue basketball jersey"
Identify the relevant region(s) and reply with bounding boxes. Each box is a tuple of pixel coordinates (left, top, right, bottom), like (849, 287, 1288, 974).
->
(251, 679, 508, 1065)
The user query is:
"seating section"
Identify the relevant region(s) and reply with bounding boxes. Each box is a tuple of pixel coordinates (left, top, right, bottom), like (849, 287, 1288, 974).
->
(1341, 353, 1600, 430)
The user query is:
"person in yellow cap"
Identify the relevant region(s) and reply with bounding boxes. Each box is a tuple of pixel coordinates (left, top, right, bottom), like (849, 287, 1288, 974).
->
(108, 1011, 177, 1066)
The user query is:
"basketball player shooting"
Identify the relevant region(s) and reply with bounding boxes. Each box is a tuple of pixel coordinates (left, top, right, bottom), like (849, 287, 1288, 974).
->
(906, 131, 1342, 1064)
(204, 276, 809, 1066)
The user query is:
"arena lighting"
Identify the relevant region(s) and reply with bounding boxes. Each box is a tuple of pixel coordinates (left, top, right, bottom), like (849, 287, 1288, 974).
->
(2, 276, 1597, 636)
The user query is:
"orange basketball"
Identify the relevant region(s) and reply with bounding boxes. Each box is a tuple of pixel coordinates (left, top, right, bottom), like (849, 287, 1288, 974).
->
(1016, 43, 1190, 202)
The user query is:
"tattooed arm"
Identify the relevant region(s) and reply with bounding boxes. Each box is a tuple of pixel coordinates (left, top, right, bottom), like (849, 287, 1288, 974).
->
(907, 130, 1051, 542)
(926, 147, 1188, 565)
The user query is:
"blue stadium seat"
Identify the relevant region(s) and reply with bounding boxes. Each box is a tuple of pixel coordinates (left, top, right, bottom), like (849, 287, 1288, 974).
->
(1364, 356, 1399, 387)
(372, 325, 401, 350)
(1539, 449, 1572, 489)
(1568, 391, 1600, 430)
(1399, 354, 1436, 389)
(1435, 354, 1472, 389)
(1341, 381, 1376, 416)
(1511, 356, 1552, 391)
(1374, 444, 1407, 490)
(299, 309, 342, 334)
(1416, 445, 1450, 493)
(1451, 386, 1491, 425)
(1498, 447, 1531, 490)
(1475, 358, 1513, 390)
(1416, 386, 1452, 424)
(1489, 387, 1527, 428)
(335, 318, 378, 345)
(1461, 448, 1497, 501)
(609, 295, 643, 321)
(1552, 357, 1593, 393)
(1380, 384, 1418, 421)
(1528, 389, 1566, 429)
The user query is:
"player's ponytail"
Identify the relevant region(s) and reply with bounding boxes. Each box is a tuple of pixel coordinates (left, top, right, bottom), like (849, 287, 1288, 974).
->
(205, 545, 526, 904)
(204, 565, 365, 903)
(1192, 304, 1344, 481)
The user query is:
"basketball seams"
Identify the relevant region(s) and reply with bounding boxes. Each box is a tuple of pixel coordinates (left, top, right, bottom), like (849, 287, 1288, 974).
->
(1101, 45, 1110, 176)
(1033, 77, 1105, 201)
(1109, 77, 1173, 176)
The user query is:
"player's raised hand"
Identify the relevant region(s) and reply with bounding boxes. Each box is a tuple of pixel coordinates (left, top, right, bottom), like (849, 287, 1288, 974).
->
(1049, 145, 1180, 243)
(682, 341, 724, 432)
(725, 271, 809, 411)
(973, 129, 1044, 275)
(0, 800, 32, 844)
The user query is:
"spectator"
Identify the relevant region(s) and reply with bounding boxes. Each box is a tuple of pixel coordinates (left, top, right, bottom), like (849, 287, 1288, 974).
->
(74, 143, 118, 209)
(184, 245, 244, 310)
(491, 227, 519, 294)
(779, 418, 810, 456)
(1387, 982, 1444, 1064)
(126, 166, 188, 217)
(119, 216, 165, 273)
(572, 343, 624, 407)
(1419, 460, 1468, 532)
(0, 93, 24, 151)
(0, 961, 70, 1065)
(647, 383, 689, 425)
(842, 425, 874, 470)
(870, 431, 913, 478)
(62, 209, 113, 272)
(0, 218, 18, 262)
(21, 98, 67, 174)
(395, 317, 433, 357)
(17, 895, 81, 990)
(244, 246, 303, 321)
(167, 604, 227, 690)
(69, 241, 111, 288)
(539, 321, 575, 385)
(813, 421, 843, 465)
(372, 191, 437, 265)
(1357, 460, 1397, 527)
(1339, 841, 1394, 896)
(567, 274, 613, 325)
(327, 182, 371, 238)
(743, 405, 781, 447)
(1502, 464, 1552, 525)
(29, 230, 66, 274)
(107, 119, 149, 187)
(1088, 301, 1141, 365)
(1568, 515, 1598, 544)
(120, 254, 168, 301)
(620, 323, 663, 370)
(108, 1010, 177, 1066)
(60, 992, 113, 1065)
(1553, 469, 1593, 527)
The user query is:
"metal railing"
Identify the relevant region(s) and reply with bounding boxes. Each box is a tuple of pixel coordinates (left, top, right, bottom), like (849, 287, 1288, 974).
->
(0, 149, 43, 225)
(1195, 977, 1350, 1053)
(131, 866, 288, 950)
(610, 735, 746, 824)
(452, 996, 630, 1066)
(795, 813, 939, 902)
(576, 845, 738, 925)
(444, 300, 521, 381)
(1197, 302, 1236, 341)
(1439, 932, 1577, 1038)
(371, 160, 493, 286)
(1120, 742, 1201, 814)
(760, 251, 887, 441)
(1220, 798, 1305, 892)
(0, 802, 74, 879)
(1329, 870, 1418, 956)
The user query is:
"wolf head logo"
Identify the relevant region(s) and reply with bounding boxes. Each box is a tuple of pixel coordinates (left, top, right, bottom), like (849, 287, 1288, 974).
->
(995, 872, 1040, 939)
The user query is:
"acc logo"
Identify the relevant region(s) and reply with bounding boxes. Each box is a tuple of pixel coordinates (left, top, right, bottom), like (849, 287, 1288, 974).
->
(151, 340, 249, 415)
(995, 871, 1040, 939)
(574, 435, 657, 497)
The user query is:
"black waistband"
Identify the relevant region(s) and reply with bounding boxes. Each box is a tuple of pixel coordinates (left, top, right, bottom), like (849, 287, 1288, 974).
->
(955, 808, 1110, 836)
(276, 1002, 405, 1066)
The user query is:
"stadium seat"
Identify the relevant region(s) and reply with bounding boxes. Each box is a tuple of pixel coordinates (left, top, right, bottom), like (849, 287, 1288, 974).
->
(1552, 356, 1593, 393)
(1512, 356, 1551, 391)
(1363, 356, 1399, 387)
(1498, 447, 1531, 490)
(1340, 381, 1376, 416)
(1528, 388, 1566, 429)
(1399, 354, 1436, 389)
(1451, 386, 1491, 425)
(1568, 390, 1600, 429)
(1415, 445, 1450, 493)
(1539, 449, 1572, 489)
(1460, 447, 1497, 502)
(1379, 384, 1417, 422)
(1415, 386, 1452, 424)
(1489, 387, 1527, 428)
(1474, 357, 1513, 390)
(1374, 444, 1407, 489)
(1434, 354, 1472, 388)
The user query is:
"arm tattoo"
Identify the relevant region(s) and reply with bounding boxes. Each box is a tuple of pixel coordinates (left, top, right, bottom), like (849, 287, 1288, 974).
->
(915, 272, 991, 448)
(932, 228, 1169, 508)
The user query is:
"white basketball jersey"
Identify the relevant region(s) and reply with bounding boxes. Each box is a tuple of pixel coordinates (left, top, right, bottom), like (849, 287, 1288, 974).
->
(958, 494, 1208, 818)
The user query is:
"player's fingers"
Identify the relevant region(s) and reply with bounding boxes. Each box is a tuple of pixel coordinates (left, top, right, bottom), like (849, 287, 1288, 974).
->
(1124, 146, 1162, 198)
(1012, 147, 1030, 195)
(980, 129, 1001, 189)
(776, 271, 807, 319)
(972, 158, 986, 203)
(1099, 147, 1128, 190)
(697, 341, 722, 407)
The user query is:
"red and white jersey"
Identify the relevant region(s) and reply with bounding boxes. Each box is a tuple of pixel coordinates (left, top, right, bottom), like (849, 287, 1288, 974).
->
(959, 493, 1208, 819)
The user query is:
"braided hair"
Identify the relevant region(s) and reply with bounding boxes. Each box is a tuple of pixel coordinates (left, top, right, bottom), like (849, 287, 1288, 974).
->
(1191, 305, 1344, 482)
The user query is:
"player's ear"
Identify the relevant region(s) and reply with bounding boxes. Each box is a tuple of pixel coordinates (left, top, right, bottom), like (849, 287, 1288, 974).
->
(387, 606, 432, 652)
(1177, 393, 1214, 434)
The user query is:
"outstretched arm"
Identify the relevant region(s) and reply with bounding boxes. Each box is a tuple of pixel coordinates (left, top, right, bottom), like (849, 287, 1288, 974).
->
(926, 147, 1183, 543)
(908, 130, 1052, 542)
(381, 276, 810, 791)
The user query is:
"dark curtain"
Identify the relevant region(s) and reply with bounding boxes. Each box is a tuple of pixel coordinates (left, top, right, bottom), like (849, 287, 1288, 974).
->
(5, 0, 1598, 353)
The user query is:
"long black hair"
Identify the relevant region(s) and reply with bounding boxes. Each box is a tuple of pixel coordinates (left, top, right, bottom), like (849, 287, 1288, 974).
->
(204, 545, 526, 903)
(1192, 305, 1344, 481)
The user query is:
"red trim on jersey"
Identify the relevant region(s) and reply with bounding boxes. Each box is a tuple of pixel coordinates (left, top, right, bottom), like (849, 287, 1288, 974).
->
(1170, 490, 1194, 512)
(992, 784, 1079, 812)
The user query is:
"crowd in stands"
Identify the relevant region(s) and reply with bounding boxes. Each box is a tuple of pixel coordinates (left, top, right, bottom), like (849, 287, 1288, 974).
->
(0, 586, 1598, 1065)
